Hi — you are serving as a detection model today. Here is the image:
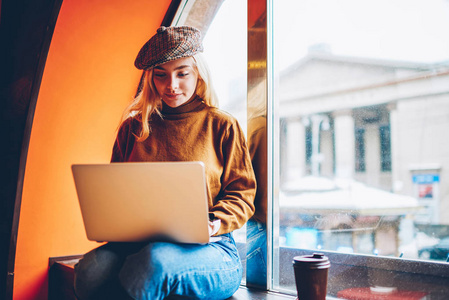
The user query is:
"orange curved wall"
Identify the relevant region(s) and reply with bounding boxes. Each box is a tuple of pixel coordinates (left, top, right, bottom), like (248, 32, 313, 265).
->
(14, 0, 171, 299)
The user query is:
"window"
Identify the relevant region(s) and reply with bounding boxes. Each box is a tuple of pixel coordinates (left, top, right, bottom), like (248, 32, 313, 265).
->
(174, 0, 250, 267)
(274, 0, 449, 297)
(176, 0, 449, 298)
(199, 0, 248, 248)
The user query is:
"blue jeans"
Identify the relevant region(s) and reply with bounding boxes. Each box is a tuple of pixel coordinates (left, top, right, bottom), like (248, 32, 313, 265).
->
(246, 219, 267, 288)
(74, 233, 242, 300)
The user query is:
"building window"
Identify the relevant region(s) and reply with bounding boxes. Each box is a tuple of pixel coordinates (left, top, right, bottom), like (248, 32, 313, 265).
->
(305, 124, 312, 174)
(380, 125, 391, 172)
(355, 127, 366, 172)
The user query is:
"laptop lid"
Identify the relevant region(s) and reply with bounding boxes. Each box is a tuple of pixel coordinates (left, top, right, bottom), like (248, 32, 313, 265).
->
(71, 161, 210, 244)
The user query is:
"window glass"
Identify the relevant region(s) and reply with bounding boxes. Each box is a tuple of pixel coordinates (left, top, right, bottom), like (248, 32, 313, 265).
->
(202, 0, 247, 132)
(201, 0, 248, 249)
(180, 0, 255, 286)
(274, 0, 449, 296)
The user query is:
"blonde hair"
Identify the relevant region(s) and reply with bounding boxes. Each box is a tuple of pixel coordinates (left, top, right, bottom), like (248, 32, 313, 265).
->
(119, 54, 218, 142)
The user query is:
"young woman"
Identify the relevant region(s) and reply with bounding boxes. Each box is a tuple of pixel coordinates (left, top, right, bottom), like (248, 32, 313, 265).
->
(74, 26, 256, 300)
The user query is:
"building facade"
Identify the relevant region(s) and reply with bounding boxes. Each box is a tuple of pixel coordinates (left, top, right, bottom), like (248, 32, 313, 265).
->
(279, 50, 449, 225)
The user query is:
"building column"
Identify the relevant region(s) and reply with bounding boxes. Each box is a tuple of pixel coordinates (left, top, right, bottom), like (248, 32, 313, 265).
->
(365, 124, 381, 186)
(388, 102, 401, 192)
(333, 109, 355, 179)
(285, 118, 306, 181)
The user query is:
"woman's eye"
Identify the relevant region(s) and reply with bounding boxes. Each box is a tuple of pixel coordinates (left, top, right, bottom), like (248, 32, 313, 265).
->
(178, 72, 189, 77)
(154, 73, 166, 78)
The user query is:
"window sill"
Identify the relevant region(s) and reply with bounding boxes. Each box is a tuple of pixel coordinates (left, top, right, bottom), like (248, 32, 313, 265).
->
(278, 248, 449, 299)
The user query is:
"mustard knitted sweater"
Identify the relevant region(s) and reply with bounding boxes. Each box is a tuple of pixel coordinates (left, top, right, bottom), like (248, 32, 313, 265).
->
(111, 96, 256, 235)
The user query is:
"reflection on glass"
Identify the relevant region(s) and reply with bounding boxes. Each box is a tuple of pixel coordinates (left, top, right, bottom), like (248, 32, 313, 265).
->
(204, 0, 269, 289)
(246, 0, 268, 289)
(274, 0, 449, 297)
(201, 0, 267, 288)
(202, 0, 247, 128)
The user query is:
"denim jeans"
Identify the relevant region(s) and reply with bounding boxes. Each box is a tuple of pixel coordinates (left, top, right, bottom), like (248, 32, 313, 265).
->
(245, 219, 267, 288)
(74, 233, 242, 300)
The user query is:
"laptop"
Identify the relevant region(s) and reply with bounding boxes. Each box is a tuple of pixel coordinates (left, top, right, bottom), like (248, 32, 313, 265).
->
(71, 161, 210, 244)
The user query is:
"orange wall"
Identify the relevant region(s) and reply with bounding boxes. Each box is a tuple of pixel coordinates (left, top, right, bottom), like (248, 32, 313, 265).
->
(14, 0, 171, 299)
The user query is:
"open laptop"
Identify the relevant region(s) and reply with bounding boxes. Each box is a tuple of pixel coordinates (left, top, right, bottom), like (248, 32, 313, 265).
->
(71, 161, 210, 244)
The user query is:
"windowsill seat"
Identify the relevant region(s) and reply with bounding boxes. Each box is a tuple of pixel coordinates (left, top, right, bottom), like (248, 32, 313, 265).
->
(49, 247, 449, 299)
(48, 256, 296, 300)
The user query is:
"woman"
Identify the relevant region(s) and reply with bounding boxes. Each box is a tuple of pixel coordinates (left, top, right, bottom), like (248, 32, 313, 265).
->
(74, 26, 256, 300)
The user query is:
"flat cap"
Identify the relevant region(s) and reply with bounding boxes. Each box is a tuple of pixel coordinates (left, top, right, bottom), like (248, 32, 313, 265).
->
(134, 26, 203, 70)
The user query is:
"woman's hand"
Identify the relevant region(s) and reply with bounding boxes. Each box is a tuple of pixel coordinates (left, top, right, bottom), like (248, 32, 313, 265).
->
(208, 219, 221, 237)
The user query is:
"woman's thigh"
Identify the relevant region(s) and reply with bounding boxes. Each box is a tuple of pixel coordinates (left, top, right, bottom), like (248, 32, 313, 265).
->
(74, 242, 144, 299)
(120, 234, 242, 300)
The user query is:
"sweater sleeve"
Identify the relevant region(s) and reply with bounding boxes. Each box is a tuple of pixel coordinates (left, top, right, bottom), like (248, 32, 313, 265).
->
(110, 118, 136, 163)
(209, 120, 256, 235)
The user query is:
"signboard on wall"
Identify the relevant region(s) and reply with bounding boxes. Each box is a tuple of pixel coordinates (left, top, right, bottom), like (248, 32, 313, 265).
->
(412, 173, 440, 223)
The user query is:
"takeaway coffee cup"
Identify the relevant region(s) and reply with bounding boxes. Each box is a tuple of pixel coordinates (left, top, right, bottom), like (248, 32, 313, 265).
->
(293, 253, 330, 300)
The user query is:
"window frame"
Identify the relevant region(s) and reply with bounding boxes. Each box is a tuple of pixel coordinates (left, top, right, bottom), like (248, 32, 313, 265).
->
(173, 0, 449, 297)
(277, 247, 449, 297)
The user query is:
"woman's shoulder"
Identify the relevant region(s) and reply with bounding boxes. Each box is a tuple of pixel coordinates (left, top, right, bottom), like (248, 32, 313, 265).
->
(204, 106, 239, 125)
(117, 116, 142, 138)
(202, 106, 246, 140)
(119, 115, 141, 129)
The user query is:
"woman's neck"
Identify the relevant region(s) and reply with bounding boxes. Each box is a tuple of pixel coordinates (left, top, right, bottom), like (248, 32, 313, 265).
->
(161, 95, 203, 115)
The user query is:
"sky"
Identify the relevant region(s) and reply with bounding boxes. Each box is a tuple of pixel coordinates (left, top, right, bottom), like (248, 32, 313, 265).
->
(201, 0, 449, 113)
(273, 0, 449, 69)
(203, 0, 449, 67)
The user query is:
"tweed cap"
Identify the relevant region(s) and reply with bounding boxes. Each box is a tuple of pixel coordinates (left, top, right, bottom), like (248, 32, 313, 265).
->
(134, 26, 203, 70)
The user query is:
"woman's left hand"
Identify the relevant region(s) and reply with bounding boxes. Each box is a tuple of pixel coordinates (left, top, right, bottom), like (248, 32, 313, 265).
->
(208, 219, 221, 236)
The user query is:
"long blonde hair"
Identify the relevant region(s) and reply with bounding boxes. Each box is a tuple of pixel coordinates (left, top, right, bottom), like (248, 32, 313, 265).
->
(119, 54, 218, 142)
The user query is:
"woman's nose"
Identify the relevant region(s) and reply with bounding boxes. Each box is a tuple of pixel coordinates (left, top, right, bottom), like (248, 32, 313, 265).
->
(167, 75, 179, 90)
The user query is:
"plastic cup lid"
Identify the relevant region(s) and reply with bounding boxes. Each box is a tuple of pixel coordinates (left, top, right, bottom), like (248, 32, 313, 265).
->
(293, 253, 330, 269)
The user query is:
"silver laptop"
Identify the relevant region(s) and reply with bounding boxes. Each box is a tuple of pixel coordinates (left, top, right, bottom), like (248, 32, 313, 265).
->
(71, 161, 210, 244)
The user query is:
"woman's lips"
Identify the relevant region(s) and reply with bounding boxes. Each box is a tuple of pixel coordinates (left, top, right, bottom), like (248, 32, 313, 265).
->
(165, 93, 182, 99)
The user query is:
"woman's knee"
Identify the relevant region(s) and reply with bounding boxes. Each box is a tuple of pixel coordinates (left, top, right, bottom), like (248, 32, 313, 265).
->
(119, 243, 181, 299)
(74, 245, 125, 299)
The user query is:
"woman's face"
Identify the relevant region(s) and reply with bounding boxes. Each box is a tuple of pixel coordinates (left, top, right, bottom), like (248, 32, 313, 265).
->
(152, 57, 199, 108)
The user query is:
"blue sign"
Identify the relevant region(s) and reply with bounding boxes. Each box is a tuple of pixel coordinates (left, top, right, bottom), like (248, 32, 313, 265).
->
(412, 174, 440, 184)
